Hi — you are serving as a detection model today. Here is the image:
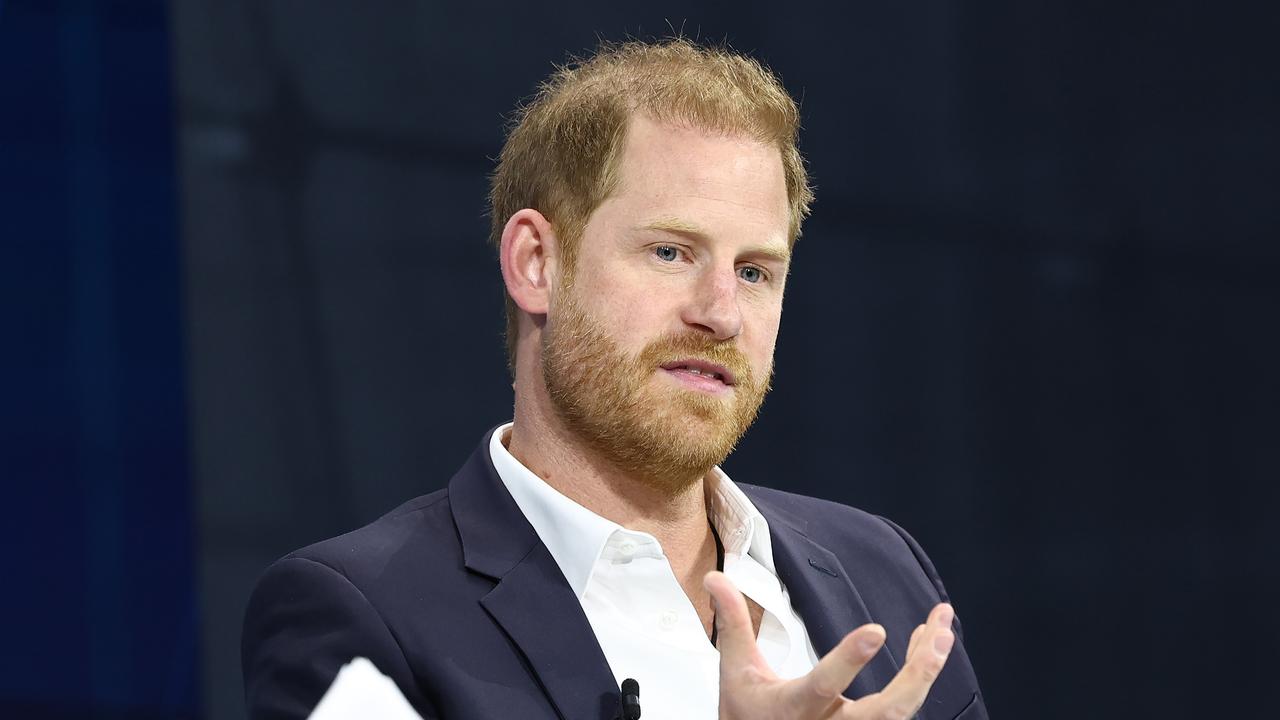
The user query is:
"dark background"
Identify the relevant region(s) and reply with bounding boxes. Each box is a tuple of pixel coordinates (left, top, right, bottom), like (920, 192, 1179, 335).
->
(4, 1, 1278, 718)
(2, 1, 195, 718)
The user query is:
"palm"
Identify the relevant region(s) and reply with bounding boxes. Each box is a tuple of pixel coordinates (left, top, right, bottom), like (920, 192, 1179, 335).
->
(705, 571, 955, 720)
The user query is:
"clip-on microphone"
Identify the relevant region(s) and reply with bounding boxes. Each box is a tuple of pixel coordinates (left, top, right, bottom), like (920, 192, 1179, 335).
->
(618, 677, 641, 719)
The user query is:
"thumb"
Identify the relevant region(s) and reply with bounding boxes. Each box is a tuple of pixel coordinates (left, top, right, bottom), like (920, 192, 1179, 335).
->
(704, 571, 760, 669)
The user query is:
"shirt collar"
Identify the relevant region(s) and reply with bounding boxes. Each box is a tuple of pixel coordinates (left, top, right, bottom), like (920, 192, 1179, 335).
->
(488, 422, 778, 596)
(704, 466, 777, 574)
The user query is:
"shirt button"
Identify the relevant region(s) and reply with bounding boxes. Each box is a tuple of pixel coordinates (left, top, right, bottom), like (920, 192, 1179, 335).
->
(659, 610, 679, 629)
(618, 540, 637, 557)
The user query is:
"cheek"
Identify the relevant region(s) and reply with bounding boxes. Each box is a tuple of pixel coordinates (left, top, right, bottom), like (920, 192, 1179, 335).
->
(580, 262, 681, 336)
(745, 309, 782, 369)
(616, 297, 680, 349)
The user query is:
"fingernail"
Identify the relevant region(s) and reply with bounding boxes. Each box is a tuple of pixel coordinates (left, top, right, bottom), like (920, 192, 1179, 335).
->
(857, 636, 880, 655)
(935, 605, 954, 628)
(933, 632, 954, 657)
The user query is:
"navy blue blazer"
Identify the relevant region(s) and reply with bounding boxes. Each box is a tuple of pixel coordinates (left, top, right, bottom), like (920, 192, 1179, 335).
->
(242, 430, 988, 719)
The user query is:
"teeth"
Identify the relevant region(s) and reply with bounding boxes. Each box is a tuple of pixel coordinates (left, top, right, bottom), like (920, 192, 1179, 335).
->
(679, 367, 722, 380)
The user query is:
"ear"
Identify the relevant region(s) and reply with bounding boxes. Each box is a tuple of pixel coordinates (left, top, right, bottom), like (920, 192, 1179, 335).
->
(499, 208, 558, 318)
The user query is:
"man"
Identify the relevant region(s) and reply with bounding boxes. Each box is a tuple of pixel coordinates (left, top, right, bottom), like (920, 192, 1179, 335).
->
(243, 39, 987, 719)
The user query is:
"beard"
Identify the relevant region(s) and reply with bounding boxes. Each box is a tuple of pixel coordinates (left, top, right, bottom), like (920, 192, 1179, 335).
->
(541, 285, 772, 493)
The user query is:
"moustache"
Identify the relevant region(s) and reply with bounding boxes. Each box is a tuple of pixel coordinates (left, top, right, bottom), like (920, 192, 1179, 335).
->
(635, 332, 756, 388)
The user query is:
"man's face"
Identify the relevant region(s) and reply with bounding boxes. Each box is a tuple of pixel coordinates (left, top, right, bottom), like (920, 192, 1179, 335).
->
(541, 115, 792, 490)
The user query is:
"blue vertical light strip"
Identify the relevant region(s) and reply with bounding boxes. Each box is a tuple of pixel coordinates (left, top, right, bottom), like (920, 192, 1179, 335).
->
(58, 0, 131, 706)
(0, 0, 197, 716)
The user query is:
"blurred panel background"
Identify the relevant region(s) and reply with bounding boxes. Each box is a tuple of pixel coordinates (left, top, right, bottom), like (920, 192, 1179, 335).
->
(1, 0, 196, 717)
(4, 1, 1278, 718)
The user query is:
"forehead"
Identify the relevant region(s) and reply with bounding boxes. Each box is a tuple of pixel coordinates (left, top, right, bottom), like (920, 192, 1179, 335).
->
(602, 115, 791, 244)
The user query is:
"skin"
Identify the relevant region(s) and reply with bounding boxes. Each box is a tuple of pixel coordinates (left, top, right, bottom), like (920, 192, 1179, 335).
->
(499, 114, 953, 718)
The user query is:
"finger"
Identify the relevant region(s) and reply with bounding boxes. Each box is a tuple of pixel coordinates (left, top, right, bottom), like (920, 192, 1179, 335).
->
(905, 623, 924, 661)
(784, 623, 884, 717)
(704, 571, 766, 672)
(852, 604, 954, 720)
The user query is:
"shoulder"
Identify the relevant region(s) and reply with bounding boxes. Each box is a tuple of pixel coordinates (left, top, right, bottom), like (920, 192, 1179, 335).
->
(275, 487, 457, 590)
(738, 483, 902, 546)
(242, 490, 456, 717)
(738, 483, 952, 602)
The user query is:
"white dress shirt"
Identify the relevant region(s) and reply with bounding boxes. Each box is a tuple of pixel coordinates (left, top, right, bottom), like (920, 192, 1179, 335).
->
(489, 423, 819, 719)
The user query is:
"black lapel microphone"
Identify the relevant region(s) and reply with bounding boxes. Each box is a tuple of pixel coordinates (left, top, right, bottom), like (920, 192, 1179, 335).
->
(618, 678, 641, 719)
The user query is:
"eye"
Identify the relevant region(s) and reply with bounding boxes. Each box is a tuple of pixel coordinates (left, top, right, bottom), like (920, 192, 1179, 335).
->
(654, 245, 680, 262)
(737, 265, 765, 284)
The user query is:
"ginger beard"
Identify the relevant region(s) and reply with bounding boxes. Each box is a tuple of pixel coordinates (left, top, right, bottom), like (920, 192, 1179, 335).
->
(541, 281, 772, 493)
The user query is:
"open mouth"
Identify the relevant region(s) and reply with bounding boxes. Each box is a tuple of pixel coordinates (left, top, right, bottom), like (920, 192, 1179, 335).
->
(659, 359, 736, 387)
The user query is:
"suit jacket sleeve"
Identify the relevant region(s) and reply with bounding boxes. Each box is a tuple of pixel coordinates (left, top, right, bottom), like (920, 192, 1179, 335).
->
(241, 556, 438, 720)
(876, 517, 963, 627)
(877, 515, 987, 718)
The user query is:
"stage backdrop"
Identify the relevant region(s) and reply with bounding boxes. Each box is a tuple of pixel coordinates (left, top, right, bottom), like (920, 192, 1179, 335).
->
(1, 1, 196, 718)
(175, 2, 1279, 719)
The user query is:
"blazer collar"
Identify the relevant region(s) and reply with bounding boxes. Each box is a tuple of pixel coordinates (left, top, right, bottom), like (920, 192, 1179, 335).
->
(739, 485, 903, 700)
(449, 427, 619, 720)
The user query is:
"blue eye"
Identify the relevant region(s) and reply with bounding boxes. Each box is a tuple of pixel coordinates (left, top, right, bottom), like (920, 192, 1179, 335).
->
(738, 266, 764, 283)
(654, 246, 679, 262)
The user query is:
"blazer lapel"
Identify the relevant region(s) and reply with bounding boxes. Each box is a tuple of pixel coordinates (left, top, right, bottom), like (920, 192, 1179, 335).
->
(479, 545, 620, 720)
(449, 429, 618, 720)
(763, 511, 903, 700)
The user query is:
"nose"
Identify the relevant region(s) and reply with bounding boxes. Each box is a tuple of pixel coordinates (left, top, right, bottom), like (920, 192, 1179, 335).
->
(680, 266, 742, 341)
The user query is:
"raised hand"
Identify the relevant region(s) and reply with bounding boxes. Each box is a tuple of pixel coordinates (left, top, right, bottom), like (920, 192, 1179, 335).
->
(705, 571, 954, 719)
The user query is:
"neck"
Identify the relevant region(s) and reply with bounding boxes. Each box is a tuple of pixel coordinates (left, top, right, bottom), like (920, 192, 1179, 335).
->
(506, 368, 715, 574)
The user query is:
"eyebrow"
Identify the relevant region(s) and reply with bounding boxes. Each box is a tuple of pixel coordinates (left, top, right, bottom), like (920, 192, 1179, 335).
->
(639, 216, 792, 265)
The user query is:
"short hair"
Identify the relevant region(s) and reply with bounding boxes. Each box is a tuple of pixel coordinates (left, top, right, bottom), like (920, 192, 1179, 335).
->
(488, 37, 813, 369)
